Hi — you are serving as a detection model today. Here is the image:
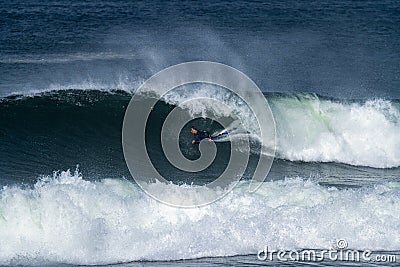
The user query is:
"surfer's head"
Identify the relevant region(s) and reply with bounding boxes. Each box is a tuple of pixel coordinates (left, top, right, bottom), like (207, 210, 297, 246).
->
(190, 126, 198, 134)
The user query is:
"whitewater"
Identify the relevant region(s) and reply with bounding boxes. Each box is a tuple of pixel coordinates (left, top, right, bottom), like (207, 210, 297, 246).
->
(0, 169, 399, 265)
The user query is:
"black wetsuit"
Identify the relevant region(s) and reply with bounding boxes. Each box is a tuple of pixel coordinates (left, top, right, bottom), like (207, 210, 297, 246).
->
(193, 130, 210, 143)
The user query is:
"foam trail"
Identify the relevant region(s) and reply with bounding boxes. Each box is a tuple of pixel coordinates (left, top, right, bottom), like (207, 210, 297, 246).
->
(211, 122, 250, 142)
(0, 170, 400, 265)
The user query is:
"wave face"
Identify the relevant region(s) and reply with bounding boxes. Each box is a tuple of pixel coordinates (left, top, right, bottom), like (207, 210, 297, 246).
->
(0, 89, 399, 179)
(0, 170, 399, 265)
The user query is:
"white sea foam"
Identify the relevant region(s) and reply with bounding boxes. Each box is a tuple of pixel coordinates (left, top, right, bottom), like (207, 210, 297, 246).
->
(6, 77, 142, 98)
(0, 170, 399, 265)
(271, 96, 400, 168)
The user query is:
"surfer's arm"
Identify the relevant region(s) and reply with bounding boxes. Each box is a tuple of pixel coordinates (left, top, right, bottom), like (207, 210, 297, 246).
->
(192, 134, 201, 144)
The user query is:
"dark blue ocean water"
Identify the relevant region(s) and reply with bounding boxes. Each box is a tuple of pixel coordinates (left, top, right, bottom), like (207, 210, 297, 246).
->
(0, 1, 400, 266)
(1, 0, 400, 99)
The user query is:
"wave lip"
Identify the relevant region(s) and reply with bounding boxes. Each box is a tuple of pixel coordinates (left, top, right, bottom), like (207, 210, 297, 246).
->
(0, 170, 400, 265)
